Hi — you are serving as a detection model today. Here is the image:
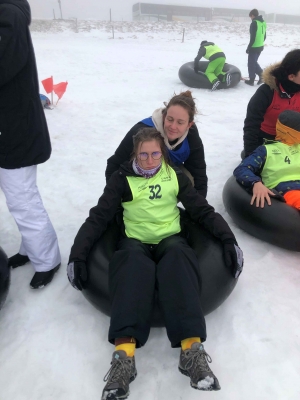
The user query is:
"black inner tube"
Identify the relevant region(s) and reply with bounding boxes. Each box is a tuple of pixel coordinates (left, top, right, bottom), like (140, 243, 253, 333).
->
(82, 209, 238, 327)
(178, 61, 241, 89)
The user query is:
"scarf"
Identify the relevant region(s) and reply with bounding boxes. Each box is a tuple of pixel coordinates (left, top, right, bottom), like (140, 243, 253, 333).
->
(151, 108, 189, 150)
(280, 79, 300, 95)
(132, 159, 162, 179)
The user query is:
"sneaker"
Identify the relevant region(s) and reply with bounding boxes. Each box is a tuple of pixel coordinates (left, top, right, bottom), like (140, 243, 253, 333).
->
(102, 350, 137, 400)
(30, 264, 60, 289)
(244, 79, 254, 86)
(211, 80, 220, 91)
(226, 73, 232, 86)
(178, 342, 221, 391)
(8, 253, 30, 269)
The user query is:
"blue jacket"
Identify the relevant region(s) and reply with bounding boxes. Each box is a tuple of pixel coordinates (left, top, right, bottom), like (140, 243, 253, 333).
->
(233, 144, 300, 195)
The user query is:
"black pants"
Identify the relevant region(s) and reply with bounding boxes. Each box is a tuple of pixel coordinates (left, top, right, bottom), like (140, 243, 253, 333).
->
(248, 51, 263, 80)
(108, 235, 206, 348)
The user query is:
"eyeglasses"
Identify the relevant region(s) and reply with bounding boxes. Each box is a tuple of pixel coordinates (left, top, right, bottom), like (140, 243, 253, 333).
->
(137, 151, 162, 161)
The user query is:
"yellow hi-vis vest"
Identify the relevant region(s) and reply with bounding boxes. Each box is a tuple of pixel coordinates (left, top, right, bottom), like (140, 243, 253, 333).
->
(261, 142, 300, 189)
(203, 44, 223, 60)
(252, 20, 266, 48)
(122, 162, 180, 244)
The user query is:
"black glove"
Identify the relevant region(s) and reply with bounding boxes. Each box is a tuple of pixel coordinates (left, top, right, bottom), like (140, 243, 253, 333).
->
(67, 261, 87, 290)
(223, 242, 244, 279)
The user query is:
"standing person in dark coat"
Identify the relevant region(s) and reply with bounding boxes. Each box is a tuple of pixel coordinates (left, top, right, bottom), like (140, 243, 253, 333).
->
(0, 0, 61, 288)
(105, 91, 208, 198)
(243, 49, 300, 157)
(245, 9, 266, 86)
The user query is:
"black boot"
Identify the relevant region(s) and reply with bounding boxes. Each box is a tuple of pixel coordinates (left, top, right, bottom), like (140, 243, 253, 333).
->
(8, 253, 30, 269)
(245, 79, 254, 86)
(30, 264, 60, 289)
(257, 76, 263, 85)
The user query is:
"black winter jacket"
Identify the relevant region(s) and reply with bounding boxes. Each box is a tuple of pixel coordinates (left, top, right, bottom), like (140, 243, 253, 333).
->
(0, 0, 51, 168)
(243, 63, 300, 156)
(105, 122, 208, 197)
(69, 162, 235, 263)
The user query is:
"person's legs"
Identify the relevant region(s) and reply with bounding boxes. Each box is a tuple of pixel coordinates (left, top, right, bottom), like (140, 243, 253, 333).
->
(108, 238, 156, 347)
(154, 235, 206, 347)
(213, 57, 226, 82)
(0, 166, 61, 272)
(254, 51, 263, 78)
(205, 59, 223, 84)
(154, 235, 220, 391)
(104, 238, 155, 400)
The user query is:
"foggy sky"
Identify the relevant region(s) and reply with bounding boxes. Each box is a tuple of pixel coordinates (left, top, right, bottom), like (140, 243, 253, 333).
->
(28, 0, 300, 21)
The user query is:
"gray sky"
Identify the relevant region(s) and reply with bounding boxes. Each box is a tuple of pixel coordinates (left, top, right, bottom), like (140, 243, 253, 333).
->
(28, 0, 300, 21)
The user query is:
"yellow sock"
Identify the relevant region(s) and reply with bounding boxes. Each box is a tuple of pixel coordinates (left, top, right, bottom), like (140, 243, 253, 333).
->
(115, 343, 136, 357)
(181, 337, 201, 351)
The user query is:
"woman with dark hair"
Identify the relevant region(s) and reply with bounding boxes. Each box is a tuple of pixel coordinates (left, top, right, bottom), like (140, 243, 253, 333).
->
(67, 127, 243, 399)
(105, 91, 208, 198)
(243, 49, 300, 157)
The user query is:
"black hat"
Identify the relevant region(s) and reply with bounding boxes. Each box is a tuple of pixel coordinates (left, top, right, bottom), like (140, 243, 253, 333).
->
(201, 40, 208, 46)
(278, 110, 300, 132)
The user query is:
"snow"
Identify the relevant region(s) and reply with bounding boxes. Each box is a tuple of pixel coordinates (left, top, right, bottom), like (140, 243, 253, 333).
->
(197, 376, 215, 390)
(1, 20, 300, 400)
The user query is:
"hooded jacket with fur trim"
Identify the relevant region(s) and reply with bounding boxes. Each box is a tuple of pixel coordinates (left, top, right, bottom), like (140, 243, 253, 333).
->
(243, 63, 300, 156)
(0, 0, 51, 168)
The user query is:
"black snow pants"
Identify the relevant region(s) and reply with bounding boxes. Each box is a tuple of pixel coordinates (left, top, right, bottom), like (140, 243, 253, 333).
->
(108, 235, 206, 348)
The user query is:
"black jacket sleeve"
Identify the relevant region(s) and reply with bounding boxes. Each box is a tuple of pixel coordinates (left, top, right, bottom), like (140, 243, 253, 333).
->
(243, 84, 274, 156)
(248, 20, 257, 49)
(0, 5, 29, 88)
(105, 122, 147, 182)
(69, 171, 126, 263)
(194, 47, 206, 65)
(176, 170, 236, 244)
(184, 124, 208, 197)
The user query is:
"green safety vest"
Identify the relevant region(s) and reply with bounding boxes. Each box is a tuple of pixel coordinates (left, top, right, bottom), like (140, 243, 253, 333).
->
(203, 44, 224, 60)
(252, 20, 266, 48)
(261, 142, 300, 188)
(122, 162, 181, 244)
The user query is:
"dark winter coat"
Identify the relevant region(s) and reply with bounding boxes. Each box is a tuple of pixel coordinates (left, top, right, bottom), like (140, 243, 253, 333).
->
(69, 162, 235, 263)
(243, 63, 300, 156)
(0, 0, 51, 169)
(105, 122, 208, 198)
(247, 15, 266, 53)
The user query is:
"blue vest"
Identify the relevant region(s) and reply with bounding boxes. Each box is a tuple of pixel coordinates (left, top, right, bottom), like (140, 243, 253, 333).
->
(140, 117, 190, 166)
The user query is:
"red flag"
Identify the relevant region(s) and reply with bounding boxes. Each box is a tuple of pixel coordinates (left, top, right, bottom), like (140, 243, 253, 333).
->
(53, 82, 68, 100)
(41, 77, 53, 93)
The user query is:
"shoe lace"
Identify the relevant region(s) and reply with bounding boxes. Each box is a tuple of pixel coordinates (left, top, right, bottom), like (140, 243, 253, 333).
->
(103, 357, 132, 384)
(185, 347, 212, 374)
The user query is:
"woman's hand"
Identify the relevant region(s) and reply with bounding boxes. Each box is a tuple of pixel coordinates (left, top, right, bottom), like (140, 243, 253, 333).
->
(251, 181, 275, 208)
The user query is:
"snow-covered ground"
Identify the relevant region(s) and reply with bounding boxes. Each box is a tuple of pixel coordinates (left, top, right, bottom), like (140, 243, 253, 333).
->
(1, 20, 300, 400)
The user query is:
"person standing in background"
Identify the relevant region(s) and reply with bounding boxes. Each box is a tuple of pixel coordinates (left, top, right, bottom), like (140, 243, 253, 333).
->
(0, 0, 61, 288)
(245, 9, 267, 86)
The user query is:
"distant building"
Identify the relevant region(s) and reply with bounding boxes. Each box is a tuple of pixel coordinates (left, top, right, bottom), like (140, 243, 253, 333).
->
(265, 13, 300, 25)
(132, 3, 265, 22)
(132, 3, 211, 22)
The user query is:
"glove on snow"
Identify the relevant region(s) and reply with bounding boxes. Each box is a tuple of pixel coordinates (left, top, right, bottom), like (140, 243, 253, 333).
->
(67, 261, 87, 290)
(223, 242, 244, 279)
